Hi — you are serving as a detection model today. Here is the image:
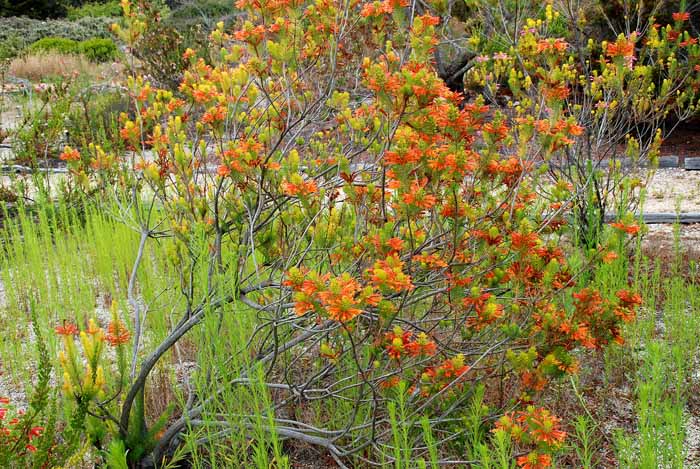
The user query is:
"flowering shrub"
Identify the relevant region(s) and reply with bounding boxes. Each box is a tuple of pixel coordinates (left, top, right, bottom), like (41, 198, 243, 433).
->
(0, 313, 61, 467)
(54, 303, 139, 465)
(0, 397, 44, 459)
(464, 2, 700, 244)
(495, 405, 567, 469)
(56, 0, 645, 466)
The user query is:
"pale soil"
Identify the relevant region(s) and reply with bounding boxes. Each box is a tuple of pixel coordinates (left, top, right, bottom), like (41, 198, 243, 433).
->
(644, 169, 700, 214)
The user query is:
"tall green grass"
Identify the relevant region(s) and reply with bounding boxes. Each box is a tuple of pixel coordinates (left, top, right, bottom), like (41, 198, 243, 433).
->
(0, 199, 290, 466)
(596, 221, 699, 469)
(2, 196, 700, 467)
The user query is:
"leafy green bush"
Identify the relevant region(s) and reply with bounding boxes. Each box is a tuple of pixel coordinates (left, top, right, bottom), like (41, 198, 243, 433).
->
(26, 37, 119, 62)
(67, 1, 122, 19)
(0, 34, 22, 60)
(28, 37, 79, 55)
(0, 16, 113, 58)
(78, 37, 119, 62)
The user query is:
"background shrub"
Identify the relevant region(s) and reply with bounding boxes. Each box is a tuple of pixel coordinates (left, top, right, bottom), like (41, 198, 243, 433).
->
(28, 37, 80, 55)
(0, 16, 113, 58)
(0, 0, 67, 19)
(166, 0, 237, 31)
(78, 37, 118, 62)
(67, 0, 122, 19)
(26, 37, 118, 63)
(0, 35, 23, 60)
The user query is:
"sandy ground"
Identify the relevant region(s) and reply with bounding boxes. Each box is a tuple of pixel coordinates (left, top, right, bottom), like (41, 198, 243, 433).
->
(644, 169, 700, 214)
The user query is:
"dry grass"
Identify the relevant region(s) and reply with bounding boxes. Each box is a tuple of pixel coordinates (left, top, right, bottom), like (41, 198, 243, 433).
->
(8, 52, 111, 82)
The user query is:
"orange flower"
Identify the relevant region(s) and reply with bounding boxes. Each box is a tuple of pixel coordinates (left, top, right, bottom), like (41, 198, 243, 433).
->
(616, 289, 641, 307)
(361, 0, 409, 17)
(537, 38, 568, 54)
(317, 275, 364, 322)
(605, 36, 636, 68)
(401, 178, 437, 210)
(610, 221, 640, 235)
(55, 322, 79, 336)
(380, 376, 401, 388)
(106, 320, 131, 346)
(511, 232, 539, 251)
(528, 412, 567, 445)
(28, 426, 43, 439)
(59, 146, 81, 162)
(517, 452, 552, 469)
(568, 123, 584, 136)
(412, 253, 448, 269)
(542, 84, 570, 100)
(368, 254, 414, 292)
(602, 251, 619, 263)
(281, 179, 318, 197)
(386, 237, 404, 252)
(571, 323, 596, 349)
(201, 105, 226, 124)
(673, 12, 690, 22)
(385, 328, 436, 360)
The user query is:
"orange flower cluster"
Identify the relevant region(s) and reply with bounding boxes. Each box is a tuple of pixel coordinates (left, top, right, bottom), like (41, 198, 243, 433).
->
(486, 157, 529, 187)
(523, 118, 584, 149)
(610, 220, 640, 235)
(536, 38, 568, 54)
(605, 36, 637, 68)
(420, 354, 469, 396)
(369, 235, 404, 255)
(401, 178, 437, 210)
(59, 146, 81, 162)
(464, 291, 505, 330)
(495, 406, 566, 469)
(55, 321, 79, 336)
(218, 140, 267, 177)
(367, 254, 414, 292)
(360, 0, 408, 18)
(281, 179, 318, 197)
(285, 269, 381, 322)
(412, 252, 447, 269)
(233, 23, 268, 45)
(510, 231, 540, 251)
(0, 396, 43, 454)
(106, 320, 131, 347)
(615, 290, 642, 322)
(383, 326, 436, 360)
(201, 105, 226, 125)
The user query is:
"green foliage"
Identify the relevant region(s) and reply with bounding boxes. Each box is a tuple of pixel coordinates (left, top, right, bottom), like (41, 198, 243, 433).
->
(78, 37, 119, 62)
(67, 0, 122, 19)
(29, 37, 80, 55)
(67, 88, 128, 152)
(28, 36, 118, 62)
(167, 0, 235, 31)
(0, 16, 113, 59)
(11, 80, 74, 165)
(0, 35, 23, 60)
(105, 439, 129, 469)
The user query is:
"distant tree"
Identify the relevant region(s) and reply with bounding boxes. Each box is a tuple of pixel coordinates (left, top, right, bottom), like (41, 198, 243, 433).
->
(0, 0, 115, 18)
(0, 0, 68, 18)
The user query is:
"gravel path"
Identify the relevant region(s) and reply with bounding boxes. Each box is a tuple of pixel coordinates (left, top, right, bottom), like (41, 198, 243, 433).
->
(644, 169, 700, 214)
